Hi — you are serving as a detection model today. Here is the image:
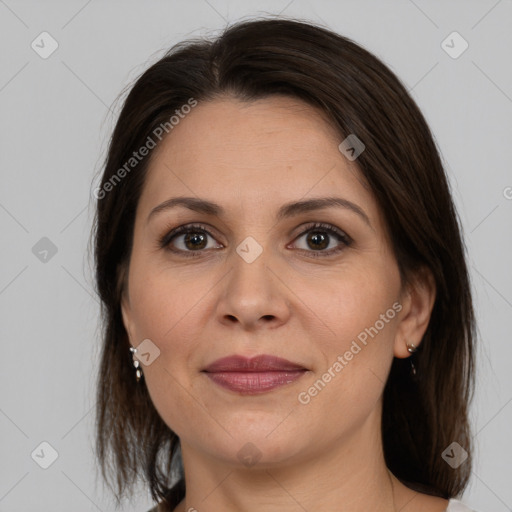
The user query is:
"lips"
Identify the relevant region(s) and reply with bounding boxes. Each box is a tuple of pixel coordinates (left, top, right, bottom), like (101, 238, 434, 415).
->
(203, 354, 307, 372)
(202, 355, 308, 394)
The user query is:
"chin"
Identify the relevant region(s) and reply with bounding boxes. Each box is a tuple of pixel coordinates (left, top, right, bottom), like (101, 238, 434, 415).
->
(201, 423, 307, 469)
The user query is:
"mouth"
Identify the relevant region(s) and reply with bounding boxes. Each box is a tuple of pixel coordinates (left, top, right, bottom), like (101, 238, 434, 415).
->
(201, 354, 309, 395)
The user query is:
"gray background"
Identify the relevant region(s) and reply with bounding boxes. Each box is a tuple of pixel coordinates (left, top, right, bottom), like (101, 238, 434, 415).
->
(1, 1, 511, 511)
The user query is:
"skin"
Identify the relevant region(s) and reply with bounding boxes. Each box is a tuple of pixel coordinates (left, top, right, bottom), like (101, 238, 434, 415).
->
(121, 96, 448, 512)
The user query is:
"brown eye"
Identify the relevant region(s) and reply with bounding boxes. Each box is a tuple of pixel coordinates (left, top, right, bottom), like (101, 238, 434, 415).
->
(291, 223, 352, 258)
(305, 230, 329, 250)
(159, 224, 222, 257)
(181, 231, 208, 250)
(159, 222, 351, 259)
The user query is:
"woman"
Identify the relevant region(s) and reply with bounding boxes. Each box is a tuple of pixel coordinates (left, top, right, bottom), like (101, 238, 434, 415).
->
(92, 17, 478, 512)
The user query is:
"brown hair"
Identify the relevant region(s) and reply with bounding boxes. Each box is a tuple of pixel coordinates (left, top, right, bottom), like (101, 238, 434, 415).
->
(91, 16, 476, 511)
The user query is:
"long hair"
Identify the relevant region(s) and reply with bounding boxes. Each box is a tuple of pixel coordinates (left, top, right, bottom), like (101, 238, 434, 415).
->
(91, 17, 475, 511)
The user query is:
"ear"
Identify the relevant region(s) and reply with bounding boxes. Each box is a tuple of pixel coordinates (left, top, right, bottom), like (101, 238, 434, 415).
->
(118, 264, 135, 344)
(393, 266, 436, 358)
(121, 292, 135, 344)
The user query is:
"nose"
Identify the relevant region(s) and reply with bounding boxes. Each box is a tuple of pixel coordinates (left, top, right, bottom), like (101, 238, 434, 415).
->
(215, 242, 291, 331)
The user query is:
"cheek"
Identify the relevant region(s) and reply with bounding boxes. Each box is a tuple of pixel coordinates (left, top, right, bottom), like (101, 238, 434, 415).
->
(126, 268, 208, 435)
(308, 262, 400, 341)
(299, 264, 399, 398)
(128, 259, 206, 341)
(127, 264, 215, 384)
(296, 291, 398, 435)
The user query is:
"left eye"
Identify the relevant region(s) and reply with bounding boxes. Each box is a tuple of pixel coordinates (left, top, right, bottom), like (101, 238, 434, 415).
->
(159, 222, 352, 258)
(290, 223, 352, 257)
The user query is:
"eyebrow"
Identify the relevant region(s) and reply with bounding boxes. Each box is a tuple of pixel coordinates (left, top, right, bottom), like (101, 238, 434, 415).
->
(147, 196, 371, 227)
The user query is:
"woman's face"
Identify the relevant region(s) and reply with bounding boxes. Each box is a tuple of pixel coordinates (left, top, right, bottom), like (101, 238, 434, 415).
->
(121, 96, 427, 468)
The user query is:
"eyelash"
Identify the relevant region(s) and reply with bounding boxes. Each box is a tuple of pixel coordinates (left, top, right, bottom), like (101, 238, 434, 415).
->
(158, 222, 352, 259)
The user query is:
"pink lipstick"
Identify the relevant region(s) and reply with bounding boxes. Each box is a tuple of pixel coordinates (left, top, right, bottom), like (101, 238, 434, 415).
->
(202, 354, 308, 394)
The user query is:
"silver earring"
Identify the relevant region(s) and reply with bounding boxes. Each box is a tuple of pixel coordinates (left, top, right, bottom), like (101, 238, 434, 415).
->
(129, 346, 143, 382)
(406, 342, 417, 376)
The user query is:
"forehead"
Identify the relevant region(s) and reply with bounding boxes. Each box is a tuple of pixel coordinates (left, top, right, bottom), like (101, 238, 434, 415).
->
(138, 96, 375, 220)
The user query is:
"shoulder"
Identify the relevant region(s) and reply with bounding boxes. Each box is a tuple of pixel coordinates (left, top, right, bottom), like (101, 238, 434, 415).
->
(446, 498, 479, 512)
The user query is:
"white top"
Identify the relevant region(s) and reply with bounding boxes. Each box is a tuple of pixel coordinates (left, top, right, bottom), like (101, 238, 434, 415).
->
(446, 498, 477, 511)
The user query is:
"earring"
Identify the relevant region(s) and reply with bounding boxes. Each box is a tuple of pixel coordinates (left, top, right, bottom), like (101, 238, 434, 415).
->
(129, 346, 143, 382)
(406, 342, 417, 376)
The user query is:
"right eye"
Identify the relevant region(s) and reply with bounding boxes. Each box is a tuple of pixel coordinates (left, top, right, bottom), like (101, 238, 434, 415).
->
(159, 223, 223, 257)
